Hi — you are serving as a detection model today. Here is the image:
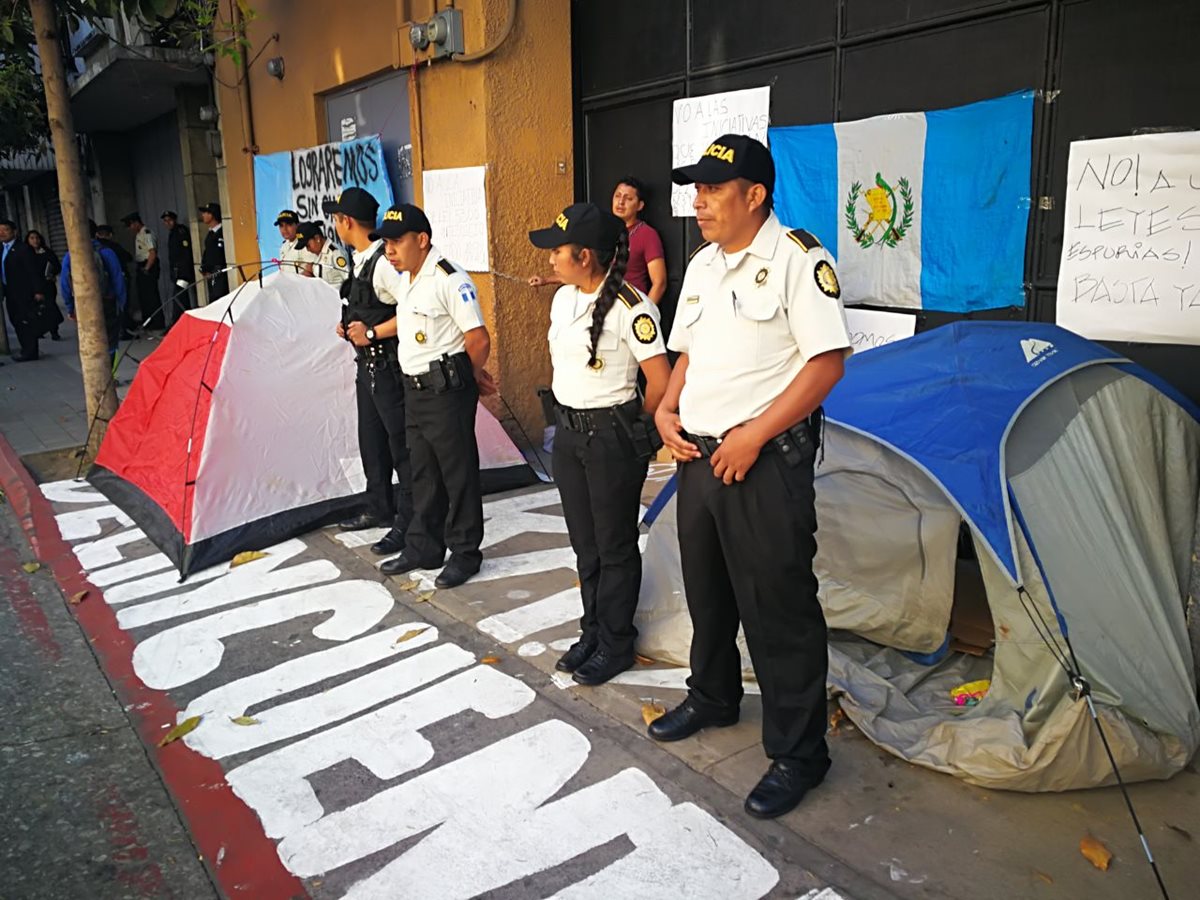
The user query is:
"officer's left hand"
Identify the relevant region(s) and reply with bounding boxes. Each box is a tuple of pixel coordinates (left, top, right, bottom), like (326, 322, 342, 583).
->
(710, 425, 764, 484)
(475, 367, 498, 396)
(347, 321, 371, 347)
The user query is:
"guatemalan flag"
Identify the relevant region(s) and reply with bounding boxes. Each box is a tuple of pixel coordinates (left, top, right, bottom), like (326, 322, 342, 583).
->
(769, 91, 1035, 312)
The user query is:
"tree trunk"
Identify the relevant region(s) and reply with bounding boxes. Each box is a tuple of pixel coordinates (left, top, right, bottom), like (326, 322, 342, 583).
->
(29, 0, 118, 456)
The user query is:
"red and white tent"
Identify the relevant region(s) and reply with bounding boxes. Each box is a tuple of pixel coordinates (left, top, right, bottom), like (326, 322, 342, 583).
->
(90, 272, 537, 577)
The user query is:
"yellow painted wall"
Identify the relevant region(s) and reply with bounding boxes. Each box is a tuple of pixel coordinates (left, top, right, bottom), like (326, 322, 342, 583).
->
(216, 0, 572, 438)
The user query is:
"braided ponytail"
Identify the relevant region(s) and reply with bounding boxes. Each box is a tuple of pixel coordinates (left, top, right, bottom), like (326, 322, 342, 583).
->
(585, 228, 630, 369)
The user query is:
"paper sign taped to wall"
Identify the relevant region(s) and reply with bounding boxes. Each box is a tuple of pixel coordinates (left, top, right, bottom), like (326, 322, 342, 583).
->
(844, 307, 917, 354)
(672, 86, 771, 217)
(1056, 131, 1200, 345)
(422, 166, 489, 272)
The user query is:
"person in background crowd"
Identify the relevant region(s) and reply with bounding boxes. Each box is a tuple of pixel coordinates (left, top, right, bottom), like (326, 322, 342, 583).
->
(650, 134, 852, 820)
(528, 202, 670, 684)
(373, 203, 495, 590)
(161, 211, 196, 313)
(274, 209, 311, 274)
(122, 211, 163, 331)
(198, 202, 228, 301)
(296, 222, 349, 288)
(529, 176, 667, 304)
(1, 219, 44, 361)
(95, 223, 136, 339)
(60, 221, 127, 366)
(325, 188, 415, 547)
(26, 230, 63, 341)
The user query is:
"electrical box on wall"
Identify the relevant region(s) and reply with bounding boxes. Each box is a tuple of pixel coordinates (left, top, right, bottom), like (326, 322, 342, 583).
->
(409, 8, 465, 60)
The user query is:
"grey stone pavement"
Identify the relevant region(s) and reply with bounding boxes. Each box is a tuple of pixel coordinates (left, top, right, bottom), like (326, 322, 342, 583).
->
(2, 323, 1200, 899)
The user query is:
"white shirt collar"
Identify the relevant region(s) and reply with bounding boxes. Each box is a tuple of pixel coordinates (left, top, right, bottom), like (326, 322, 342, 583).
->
(716, 212, 782, 270)
(209, 222, 222, 232)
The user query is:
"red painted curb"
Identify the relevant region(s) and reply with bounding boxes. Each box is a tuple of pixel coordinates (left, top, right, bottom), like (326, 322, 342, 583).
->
(0, 434, 308, 900)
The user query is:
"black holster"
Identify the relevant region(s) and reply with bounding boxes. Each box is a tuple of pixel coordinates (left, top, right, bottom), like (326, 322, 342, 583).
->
(771, 408, 824, 469)
(613, 401, 663, 462)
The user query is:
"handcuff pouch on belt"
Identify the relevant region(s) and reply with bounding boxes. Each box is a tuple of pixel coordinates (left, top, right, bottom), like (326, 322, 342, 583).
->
(404, 352, 469, 394)
(770, 407, 824, 469)
(551, 396, 664, 462)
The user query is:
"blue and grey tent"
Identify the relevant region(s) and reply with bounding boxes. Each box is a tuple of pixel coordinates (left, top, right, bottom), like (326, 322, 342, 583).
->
(636, 321, 1200, 791)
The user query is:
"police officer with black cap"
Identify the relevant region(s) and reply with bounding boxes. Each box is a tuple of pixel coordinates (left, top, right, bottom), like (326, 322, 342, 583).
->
(122, 211, 162, 329)
(198, 202, 228, 300)
(324, 187, 414, 550)
(528, 203, 671, 684)
(649, 134, 852, 820)
(161, 211, 195, 312)
(295, 222, 348, 288)
(273, 209, 311, 274)
(373, 203, 494, 589)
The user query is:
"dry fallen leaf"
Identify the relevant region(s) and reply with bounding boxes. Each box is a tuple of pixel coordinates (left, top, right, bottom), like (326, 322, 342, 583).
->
(1034, 870, 1054, 885)
(642, 702, 666, 726)
(230, 550, 268, 568)
(1080, 834, 1112, 871)
(21, 562, 41, 574)
(158, 715, 202, 747)
(1166, 823, 1192, 841)
(634, 654, 656, 666)
(69, 590, 89, 605)
(394, 628, 428, 645)
(829, 708, 847, 734)
(415, 590, 435, 603)
(229, 715, 260, 726)
(480, 656, 500, 665)
(398, 579, 419, 590)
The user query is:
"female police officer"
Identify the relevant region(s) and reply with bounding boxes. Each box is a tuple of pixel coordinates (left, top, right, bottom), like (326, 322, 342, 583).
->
(529, 203, 671, 685)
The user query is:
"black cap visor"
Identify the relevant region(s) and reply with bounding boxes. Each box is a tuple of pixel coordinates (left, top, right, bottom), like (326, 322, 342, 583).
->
(528, 225, 571, 249)
(671, 157, 743, 186)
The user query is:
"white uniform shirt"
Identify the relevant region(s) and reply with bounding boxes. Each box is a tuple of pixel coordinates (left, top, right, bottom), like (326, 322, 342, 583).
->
(668, 212, 852, 437)
(278, 239, 312, 274)
(549, 280, 665, 410)
(309, 239, 348, 287)
(395, 245, 485, 373)
(351, 239, 407, 306)
(134, 227, 157, 263)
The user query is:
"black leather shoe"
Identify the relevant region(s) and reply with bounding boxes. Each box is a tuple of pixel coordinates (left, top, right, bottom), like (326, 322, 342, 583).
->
(380, 554, 423, 576)
(339, 512, 386, 531)
(434, 563, 478, 589)
(370, 528, 406, 556)
(571, 649, 633, 685)
(744, 758, 831, 819)
(554, 640, 597, 673)
(647, 697, 739, 742)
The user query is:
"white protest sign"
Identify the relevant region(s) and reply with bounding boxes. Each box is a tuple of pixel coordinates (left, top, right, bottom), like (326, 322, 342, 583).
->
(422, 166, 489, 272)
(671, 87, 771, 217)
(844, 307, 917, 354)
(1056, 131, 1200, 345)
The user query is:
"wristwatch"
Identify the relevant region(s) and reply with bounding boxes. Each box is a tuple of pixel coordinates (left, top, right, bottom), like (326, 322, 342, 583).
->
(365, 327, 376, 342)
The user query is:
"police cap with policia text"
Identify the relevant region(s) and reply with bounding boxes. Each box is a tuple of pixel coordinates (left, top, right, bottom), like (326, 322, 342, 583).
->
(273, 209, 300, 226)
(671, 133, 775, 194)
(370, 204, 433, 241)
(294, 222, 326, 249)
(528, 202, 624, 250)
(321, 187, 379, 223)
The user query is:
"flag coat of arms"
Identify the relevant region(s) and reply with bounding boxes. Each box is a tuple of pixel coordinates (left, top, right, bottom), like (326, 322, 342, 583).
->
(769, 91, 1034, 312)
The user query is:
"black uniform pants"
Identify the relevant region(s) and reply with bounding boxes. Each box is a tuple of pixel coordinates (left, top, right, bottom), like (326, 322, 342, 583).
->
(403, 379, 483, 570)
(355, 359, 413, 531)
(136, 266, 163, 329)
(206, 273, 229, 303)
(554, 421, 647, 658)
(676, 435, 829, 770)
(4, 298, 40, 359)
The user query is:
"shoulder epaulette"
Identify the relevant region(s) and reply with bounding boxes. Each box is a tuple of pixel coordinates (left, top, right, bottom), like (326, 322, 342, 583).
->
(786, 229, 821, 252)
(435, 257, 457, 275)
(616, 283, 640, 310)
(688, 241, 712, 262)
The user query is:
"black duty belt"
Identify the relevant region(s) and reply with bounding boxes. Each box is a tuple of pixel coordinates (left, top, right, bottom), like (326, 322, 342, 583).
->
(402, 352, 471, 393)
(682, 408, 824, 461)
(554, 398, 640, 433)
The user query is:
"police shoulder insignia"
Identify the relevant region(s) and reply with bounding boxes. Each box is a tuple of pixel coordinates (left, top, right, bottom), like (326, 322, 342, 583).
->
(632, 313, 658, 345)
(436, 258, 456, 275)
(616, 284, 639, 310)
(814, 260, 841, 298)
(787, 229, 821, 252)
(688, 241, 712, 262)
(336, 256, 347, 268)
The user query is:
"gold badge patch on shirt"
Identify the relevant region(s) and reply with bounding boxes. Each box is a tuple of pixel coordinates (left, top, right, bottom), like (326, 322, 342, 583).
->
(755, 267, 769, 286)
(336, 256, 347, 268)
(415, 331, 427, 344)
(588, 356, 605, 372)
(814, 260, 841, 299)
(632, 313, 657, 345)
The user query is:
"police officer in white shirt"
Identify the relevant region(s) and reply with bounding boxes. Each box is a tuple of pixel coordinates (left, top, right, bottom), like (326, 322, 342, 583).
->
(324, 188, 414, 551)
(122, 211, 163, 330)
(529, 203, 671, 685)
(649, 134, 852, 820)
(371, 204, 494, 589)
(274, 209, 311, 274)
(294, 222, 348, 288)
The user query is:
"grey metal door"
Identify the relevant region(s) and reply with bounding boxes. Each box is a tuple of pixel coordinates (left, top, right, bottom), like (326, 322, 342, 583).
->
(324, 70, 414, 205)
(130, 111, 187, 324)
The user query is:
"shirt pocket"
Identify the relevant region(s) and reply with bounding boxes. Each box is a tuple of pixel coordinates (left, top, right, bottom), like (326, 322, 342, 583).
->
(737, 292, 784, 357)
(673, 300, 704, 344)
